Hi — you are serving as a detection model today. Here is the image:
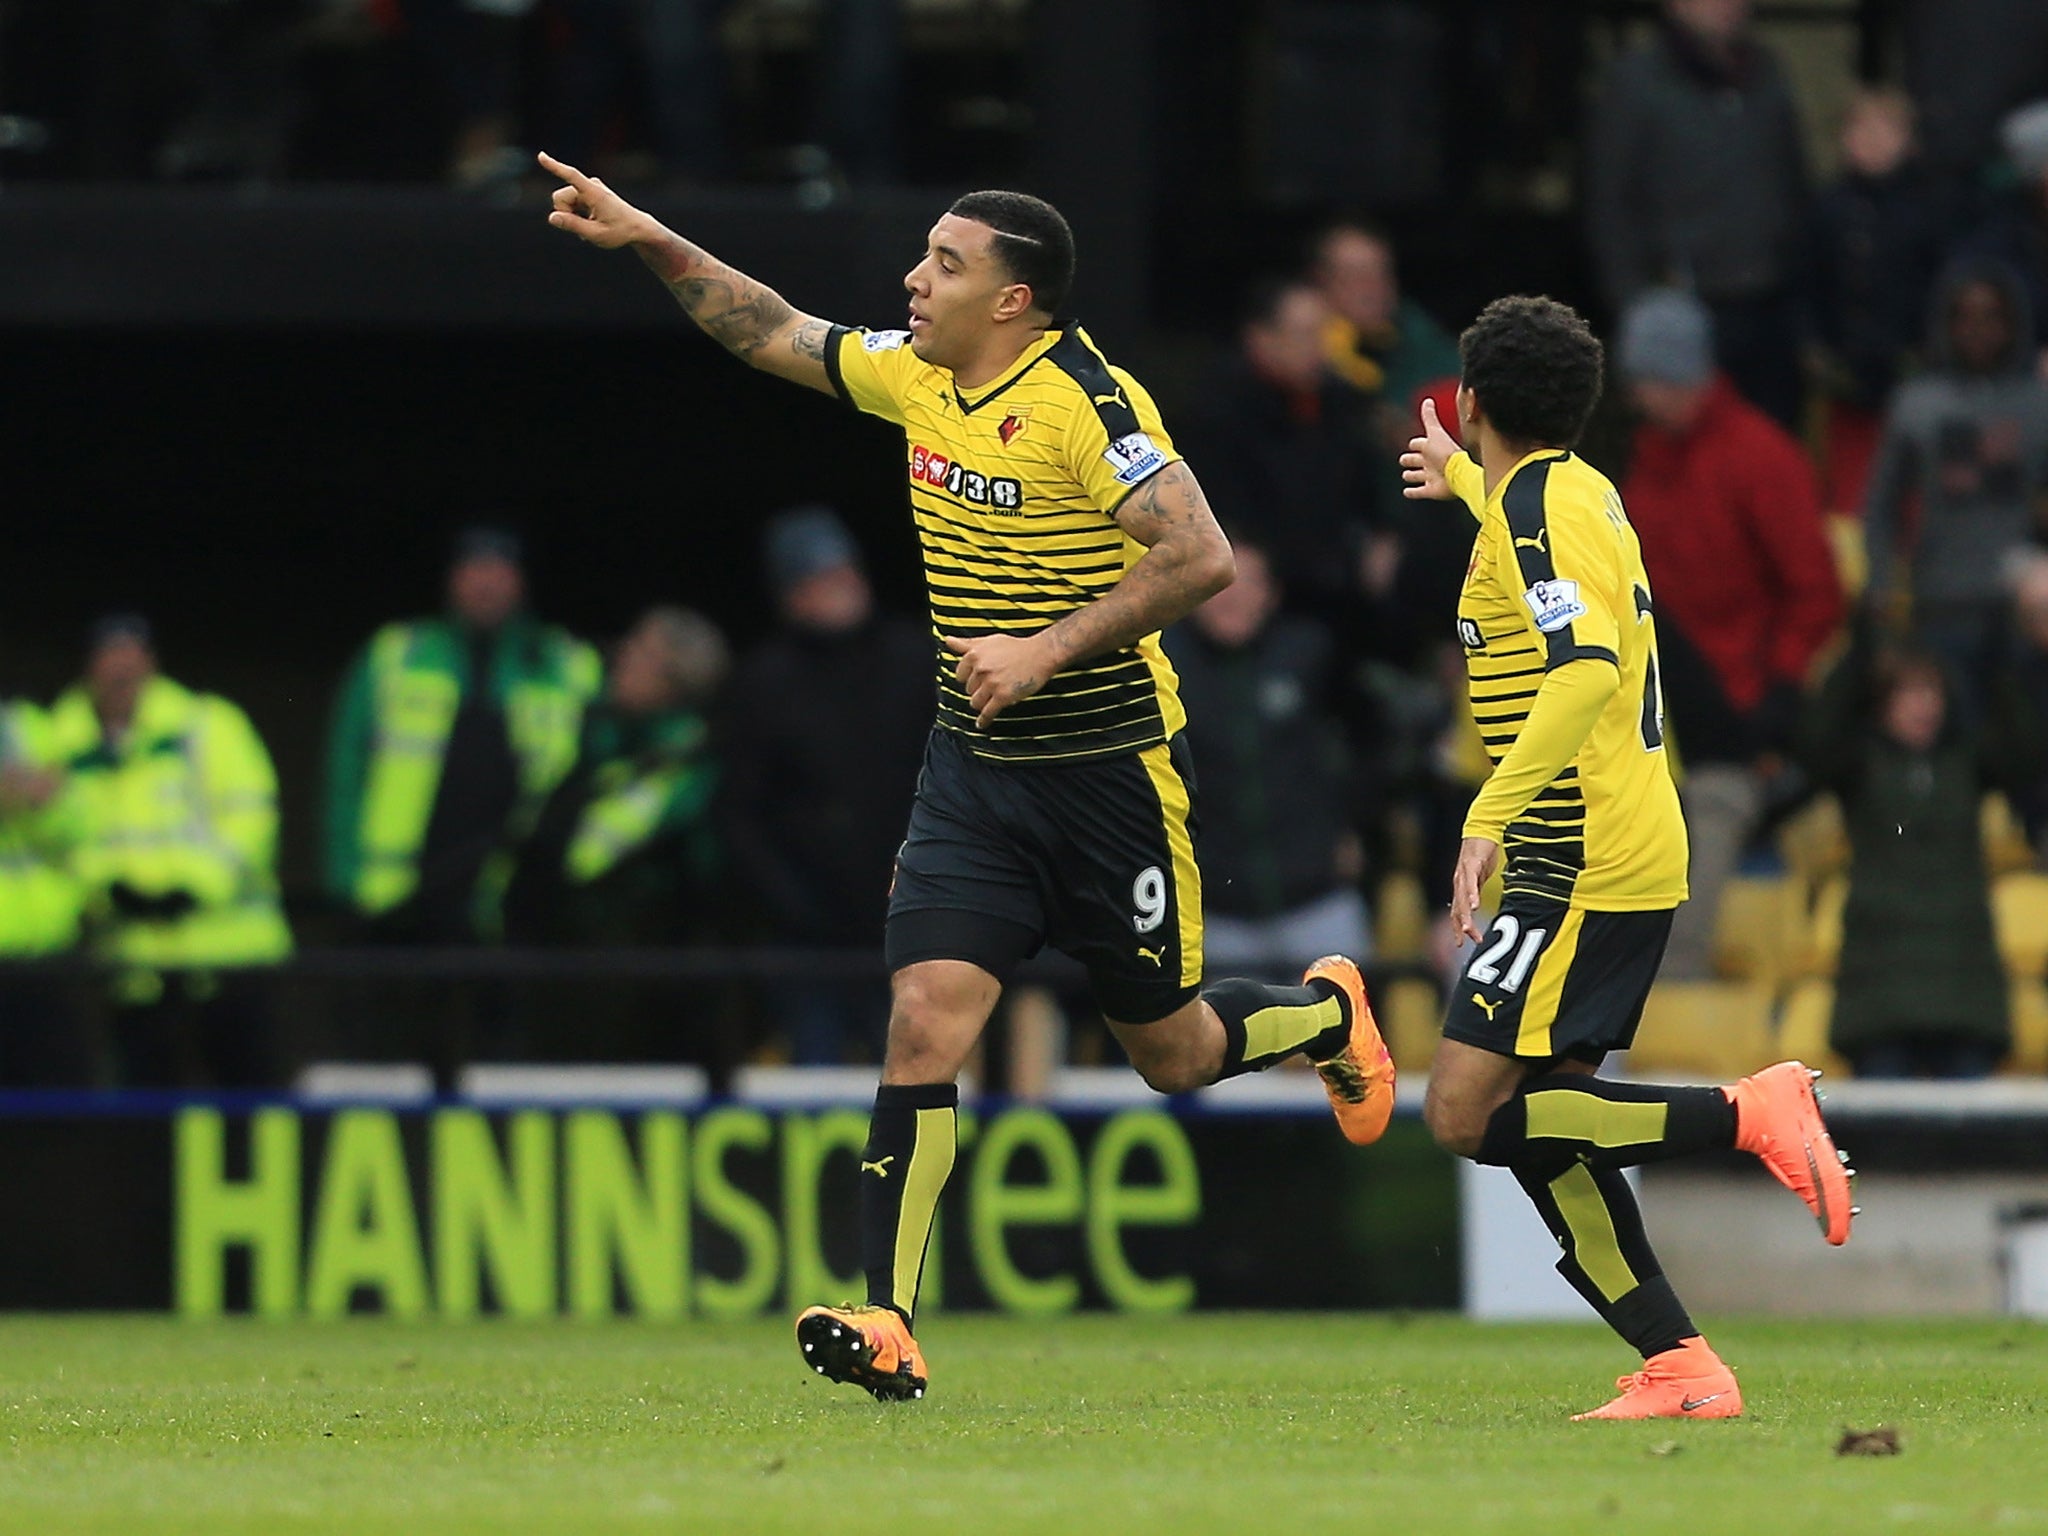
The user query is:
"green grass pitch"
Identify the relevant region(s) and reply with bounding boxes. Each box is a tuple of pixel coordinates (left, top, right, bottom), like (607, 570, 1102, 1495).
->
(0, 1315, 2042, 1534)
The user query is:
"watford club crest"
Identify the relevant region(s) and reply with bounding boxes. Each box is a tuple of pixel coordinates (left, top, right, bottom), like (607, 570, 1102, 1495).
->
(998, 409, 1030, 446)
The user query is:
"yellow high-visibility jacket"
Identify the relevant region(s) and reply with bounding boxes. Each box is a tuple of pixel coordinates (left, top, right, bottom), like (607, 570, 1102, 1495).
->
(48, 676, 292, 972)
(0, 699, 86, 957)
(323, 616, 601, 927)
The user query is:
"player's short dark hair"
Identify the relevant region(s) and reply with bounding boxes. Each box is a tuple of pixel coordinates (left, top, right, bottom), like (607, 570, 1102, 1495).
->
(1458, 295, 1605, 448)
(948, 190, 1076, 317)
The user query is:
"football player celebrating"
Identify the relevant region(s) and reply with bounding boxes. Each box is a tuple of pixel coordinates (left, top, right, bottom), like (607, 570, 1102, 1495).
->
(542, 153, 1395, 1402)
(1403, 295, 1856, 1420)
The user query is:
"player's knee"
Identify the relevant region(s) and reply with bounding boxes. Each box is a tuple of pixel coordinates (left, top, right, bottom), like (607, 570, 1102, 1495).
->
(1120, 1032, 1207, 1095)
(886, 1007, 952, 1066)
(1423, 1088, 1486, 1159)
(882, 971, 978, 1079)
(1132, 1053, 1207, 1096)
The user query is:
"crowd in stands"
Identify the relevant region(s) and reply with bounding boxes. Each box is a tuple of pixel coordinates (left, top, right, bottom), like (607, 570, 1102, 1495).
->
(0, 515, 935, 1086)
(1173, 0, 2048, 1085)
(12, 0, 2048, 1087)
(1, 0, 922, 190)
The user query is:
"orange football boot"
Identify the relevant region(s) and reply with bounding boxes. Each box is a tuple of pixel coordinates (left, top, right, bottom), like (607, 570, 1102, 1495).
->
(1303, 955, 1396, 1145)
(1573, 1336, 1743, 1421)
(1726, 1060, 1857, 1246)
(795, 1303, 929, 1401)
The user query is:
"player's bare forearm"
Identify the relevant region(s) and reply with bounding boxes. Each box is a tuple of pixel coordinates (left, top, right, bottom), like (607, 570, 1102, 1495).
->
(1033, 543, 1218, 672)
(540, 154, 835, 392)
(635, 230, 835, 391)
(948, 485, 1228, 728)
(1037, 463, 1235, 672)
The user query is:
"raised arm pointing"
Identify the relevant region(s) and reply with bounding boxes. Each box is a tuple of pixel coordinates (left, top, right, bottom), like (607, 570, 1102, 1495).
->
(539, 151, 837, 394)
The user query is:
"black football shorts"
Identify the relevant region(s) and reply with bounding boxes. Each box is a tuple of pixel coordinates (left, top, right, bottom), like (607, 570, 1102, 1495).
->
(885, 727, 1204, 1023)
(1440, 891, 1675, 1064)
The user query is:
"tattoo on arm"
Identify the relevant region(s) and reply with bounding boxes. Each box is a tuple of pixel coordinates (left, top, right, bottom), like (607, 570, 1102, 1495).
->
(1111, 461, 1214, 548)
(789, 319, 831, 362)
(637, 233, 799, 359)
(1035, 463, 1235, 673)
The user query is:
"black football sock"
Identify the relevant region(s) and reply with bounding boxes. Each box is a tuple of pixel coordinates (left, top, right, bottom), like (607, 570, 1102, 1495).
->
(858, 1082, 958, 1327)
(1513, 1159, 1699, 1360)
(1202, 976, 1352, 1080)
(1475, 1072, 1737, 1170)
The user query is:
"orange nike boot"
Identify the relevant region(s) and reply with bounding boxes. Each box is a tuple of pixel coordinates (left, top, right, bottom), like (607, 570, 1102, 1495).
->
(1304, 955, 1396, 1146)
(1572, 1336, 1743, 1421)
(795, 1304, 929, 1401)
(1725, 1061, 1857, 1246)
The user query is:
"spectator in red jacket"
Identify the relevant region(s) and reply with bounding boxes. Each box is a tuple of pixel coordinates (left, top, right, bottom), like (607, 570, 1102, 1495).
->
(1618, 289, 1845, 977)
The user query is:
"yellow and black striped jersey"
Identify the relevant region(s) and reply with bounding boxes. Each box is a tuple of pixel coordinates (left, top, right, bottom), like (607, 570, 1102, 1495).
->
(1451, 448, 1689, 910)
(826, 323, 1187, 762)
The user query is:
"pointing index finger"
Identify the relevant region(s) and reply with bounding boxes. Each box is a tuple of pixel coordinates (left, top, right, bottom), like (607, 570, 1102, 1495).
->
(536, 151, 596, 194)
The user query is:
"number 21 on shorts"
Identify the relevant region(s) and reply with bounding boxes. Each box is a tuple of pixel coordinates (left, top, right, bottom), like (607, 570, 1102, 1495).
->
(1468, 913, 1548, 994)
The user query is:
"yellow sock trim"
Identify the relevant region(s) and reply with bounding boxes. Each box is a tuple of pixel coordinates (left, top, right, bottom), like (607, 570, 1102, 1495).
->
(1242, 995, 1345, 1064)
(1525, 1090, 1669, 1149)
(1549, 1162, 1638, 1303)
(891, 1106, 956, 1319)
